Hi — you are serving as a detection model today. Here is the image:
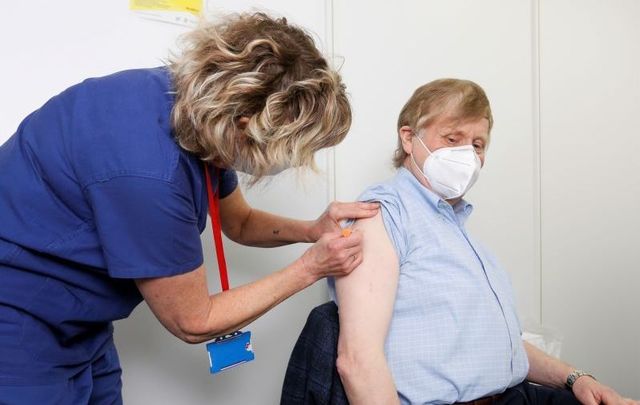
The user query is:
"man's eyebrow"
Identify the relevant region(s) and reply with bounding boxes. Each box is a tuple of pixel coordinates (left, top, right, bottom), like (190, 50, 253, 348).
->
(438, 129, 462, 136)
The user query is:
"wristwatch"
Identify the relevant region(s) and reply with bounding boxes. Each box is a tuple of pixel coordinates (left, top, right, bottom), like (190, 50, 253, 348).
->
(566, 369, 596, 389)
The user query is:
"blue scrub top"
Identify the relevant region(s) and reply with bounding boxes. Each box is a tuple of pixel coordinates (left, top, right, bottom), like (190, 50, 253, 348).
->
(0, 67, 238, 384)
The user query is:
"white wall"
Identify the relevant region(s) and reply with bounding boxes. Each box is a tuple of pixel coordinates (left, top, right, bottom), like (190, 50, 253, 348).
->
(2, 0, 639, 403)
(539, 0, 640, 393)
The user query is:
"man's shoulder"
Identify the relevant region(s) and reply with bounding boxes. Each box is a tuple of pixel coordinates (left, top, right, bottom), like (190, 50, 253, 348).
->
(357, 174, 404, 206)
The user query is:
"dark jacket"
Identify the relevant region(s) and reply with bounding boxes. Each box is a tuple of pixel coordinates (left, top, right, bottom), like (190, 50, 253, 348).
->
(281, 301, 348, 405)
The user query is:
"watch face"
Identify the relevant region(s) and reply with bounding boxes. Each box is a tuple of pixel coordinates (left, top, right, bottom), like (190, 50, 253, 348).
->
(567, 370, 591, 388)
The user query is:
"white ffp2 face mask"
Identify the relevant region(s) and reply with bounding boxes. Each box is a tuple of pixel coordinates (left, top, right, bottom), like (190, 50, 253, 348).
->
(411, 136, 481, 200)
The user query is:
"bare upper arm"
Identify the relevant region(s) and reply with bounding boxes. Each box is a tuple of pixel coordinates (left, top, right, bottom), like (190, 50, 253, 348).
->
(217, 186, 252, 242)
(135, 265, 211, 343)
(336, 211, 400, 354)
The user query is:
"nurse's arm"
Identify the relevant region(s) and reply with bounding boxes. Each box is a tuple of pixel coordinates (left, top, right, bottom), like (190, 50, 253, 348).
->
(136, 263, 312, 343)
(335, 212, 400, 405)
(135, 229, 364, 343)
(219, 187, 379, 247)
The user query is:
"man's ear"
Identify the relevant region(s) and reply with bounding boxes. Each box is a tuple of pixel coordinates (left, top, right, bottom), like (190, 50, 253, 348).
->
(398, 125, 414, 155)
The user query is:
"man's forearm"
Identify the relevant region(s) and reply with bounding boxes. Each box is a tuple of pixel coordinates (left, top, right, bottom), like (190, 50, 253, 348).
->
(337, 350, 399, 405)
(524, 340, 574, 389)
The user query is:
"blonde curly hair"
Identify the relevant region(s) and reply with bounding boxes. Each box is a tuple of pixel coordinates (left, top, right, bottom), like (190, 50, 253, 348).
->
(169, 12, 351, 182)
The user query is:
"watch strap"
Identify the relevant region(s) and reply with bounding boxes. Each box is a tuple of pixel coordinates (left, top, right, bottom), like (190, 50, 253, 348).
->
(566, 369, 596, 389)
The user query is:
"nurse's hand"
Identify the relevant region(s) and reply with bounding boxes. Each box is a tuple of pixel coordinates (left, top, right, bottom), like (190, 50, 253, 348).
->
(299, 230, 364, 281)
(308, 201, 379, 242)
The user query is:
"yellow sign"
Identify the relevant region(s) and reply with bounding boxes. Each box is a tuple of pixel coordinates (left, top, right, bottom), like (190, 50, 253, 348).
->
(129, 0, 203, 16)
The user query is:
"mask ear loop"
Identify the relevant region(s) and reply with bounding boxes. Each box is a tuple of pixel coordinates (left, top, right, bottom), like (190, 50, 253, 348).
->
(413, 130, 434, 155)
(409, 129, 432, 183)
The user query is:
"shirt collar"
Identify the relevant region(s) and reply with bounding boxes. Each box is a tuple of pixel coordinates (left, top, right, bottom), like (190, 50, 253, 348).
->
(453, 199, 474, 224)
(397, 167, 474, 223)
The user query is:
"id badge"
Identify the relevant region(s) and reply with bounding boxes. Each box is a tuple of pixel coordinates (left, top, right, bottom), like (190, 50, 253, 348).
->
(206, 330, 255, 374)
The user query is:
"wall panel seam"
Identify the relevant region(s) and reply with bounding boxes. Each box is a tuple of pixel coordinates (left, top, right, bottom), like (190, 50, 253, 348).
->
(324, 0, 337, 204)
(532, 0, 543, 325)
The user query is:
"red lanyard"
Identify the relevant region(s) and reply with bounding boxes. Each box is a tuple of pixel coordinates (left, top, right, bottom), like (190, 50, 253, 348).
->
(203, 163, 230, 291)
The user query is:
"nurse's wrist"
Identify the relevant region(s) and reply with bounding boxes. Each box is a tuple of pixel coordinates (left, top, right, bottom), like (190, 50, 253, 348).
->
(301, 220, 320, 243)
(290, 255, 319, 287)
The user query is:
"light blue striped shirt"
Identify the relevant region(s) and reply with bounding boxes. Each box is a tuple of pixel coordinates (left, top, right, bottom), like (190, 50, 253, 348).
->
(329, 168, 528, 404)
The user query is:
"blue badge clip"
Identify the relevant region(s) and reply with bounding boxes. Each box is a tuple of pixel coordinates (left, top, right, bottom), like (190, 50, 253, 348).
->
(206, 330, 255, 374)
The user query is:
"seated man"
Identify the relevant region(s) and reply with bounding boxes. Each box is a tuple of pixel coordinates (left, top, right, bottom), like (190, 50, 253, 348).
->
(329, 79, 635, 405)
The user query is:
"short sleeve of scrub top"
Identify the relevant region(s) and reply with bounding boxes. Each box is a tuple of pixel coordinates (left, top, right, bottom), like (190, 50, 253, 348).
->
(86, 176, 201, 279)
(85, 166, 237, 279)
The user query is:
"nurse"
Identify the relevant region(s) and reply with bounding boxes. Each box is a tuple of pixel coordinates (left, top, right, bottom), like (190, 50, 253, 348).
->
(0, 12, 376, 404)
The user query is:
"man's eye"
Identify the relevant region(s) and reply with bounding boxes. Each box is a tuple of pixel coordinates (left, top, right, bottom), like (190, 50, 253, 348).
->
(447, 137, 456, 143)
